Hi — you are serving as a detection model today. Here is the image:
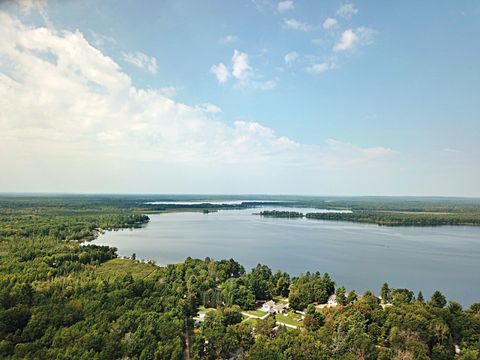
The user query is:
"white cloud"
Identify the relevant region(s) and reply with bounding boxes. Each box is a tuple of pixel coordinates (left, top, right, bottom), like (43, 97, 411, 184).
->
(0, 12, 394, 192)
(158, 86, 179, 97)
(232, 50, 253, 84)
(306, 60, 336, 74)
(220, 35, 238, 44)
(284, 51, 298, 65)
(333, 27, 375, 52)
(283, 18, 316, 32)
(277, 1, 294, 13)
(334, 29, 357, 51)
(336, 3, 358, 19)
(211, 50, 276, 90)
(323, 17, 338, 30)
(122, 51, 158, 74)
(210, 62, 230, 83)
(197, 103, 222, 113)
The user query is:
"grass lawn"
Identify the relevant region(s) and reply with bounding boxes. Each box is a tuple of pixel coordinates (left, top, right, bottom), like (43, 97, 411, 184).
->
(95, 258, 158, 279)
(243, 310, 268, 318)
(276, 311, 303, 327)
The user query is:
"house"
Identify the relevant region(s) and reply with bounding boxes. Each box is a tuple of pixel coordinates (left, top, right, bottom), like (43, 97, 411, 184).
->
(272, 304, 286, 314)
(261, 301, 286, 314)
(327, 294, 337, 306)
(262, 300, 275, 312)
(193, 311, 206, 327)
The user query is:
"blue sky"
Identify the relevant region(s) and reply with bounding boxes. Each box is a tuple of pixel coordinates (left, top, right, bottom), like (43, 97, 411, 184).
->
(0, 0, 479, 195)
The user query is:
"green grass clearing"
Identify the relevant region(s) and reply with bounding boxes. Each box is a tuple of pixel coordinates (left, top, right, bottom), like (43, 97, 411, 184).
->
(275, 311, 304, 327)
(95, 258, 158, 279)
(243, 310, 268, 318)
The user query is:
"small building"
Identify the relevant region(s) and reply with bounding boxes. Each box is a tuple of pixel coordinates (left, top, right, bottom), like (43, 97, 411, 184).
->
(327, 294, 337, 306)
(262, 300, 275, 312)
(262, 301, 286, 314)
(193, 311, 206, 327)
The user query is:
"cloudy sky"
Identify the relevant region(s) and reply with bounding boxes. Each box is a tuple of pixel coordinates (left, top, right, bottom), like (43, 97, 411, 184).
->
(1, 0, 479, 196)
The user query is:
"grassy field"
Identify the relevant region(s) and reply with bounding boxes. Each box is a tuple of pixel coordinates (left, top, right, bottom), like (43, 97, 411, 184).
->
(94, 258, 159, 279)
(276, 311, 303, 327)
(243, 310, 268, 318)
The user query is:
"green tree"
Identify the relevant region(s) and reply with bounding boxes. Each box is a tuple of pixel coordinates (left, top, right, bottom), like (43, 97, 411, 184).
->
(336, 286, 348, 306)
(430, 291, 447, 308)
(381, 282, 391, 303)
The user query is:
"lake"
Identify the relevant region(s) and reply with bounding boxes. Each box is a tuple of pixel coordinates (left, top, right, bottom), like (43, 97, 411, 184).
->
(92, 206, 480, 305)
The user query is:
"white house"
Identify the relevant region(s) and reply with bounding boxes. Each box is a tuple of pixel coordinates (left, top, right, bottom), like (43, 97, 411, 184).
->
(327, 294, 337, 306)
(193, 311, 206, 327)
(261, 301, 286, 314)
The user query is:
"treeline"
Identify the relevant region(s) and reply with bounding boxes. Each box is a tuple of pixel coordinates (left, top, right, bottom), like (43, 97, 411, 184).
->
(0, 197, 149, 241)
(292, 196, 480, 213)
(259, 210, 304, 218)
(305, 211, 480, 226)
(258, 209, 480, 226)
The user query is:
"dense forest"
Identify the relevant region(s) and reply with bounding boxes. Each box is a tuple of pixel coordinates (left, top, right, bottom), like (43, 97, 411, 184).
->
(304, 211, 480, 226)
(0, 196, 479, 359)
(259, 210, 304, 218)
(258, 209, 480, 227)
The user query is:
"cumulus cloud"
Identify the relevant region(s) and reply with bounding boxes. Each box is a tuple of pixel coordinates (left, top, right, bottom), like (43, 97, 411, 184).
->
(210, 62, 229, 83)
(336, 3, 358, 19)
(322, 17, 338, 30)
(334, 27, 375, 52)
(284, 51, 298, 65)
(231, 50, 253, 84)
(277, 0, 294, 13)
(0, 12, 394, 192)
(122, 51, 158, 74)
(210, 50, 276, 90)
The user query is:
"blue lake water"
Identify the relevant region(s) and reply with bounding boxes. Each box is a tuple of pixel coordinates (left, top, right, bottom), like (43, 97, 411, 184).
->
(92, 207, 480, 306)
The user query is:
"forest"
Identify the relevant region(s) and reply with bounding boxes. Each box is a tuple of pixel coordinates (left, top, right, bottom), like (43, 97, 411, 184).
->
(257, 209, 480, 227)
(0, 195, 479, 359)
(304, 211, 480, 226)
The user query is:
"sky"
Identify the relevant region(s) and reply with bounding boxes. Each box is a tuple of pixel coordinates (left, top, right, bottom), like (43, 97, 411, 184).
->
(0, 0, 479, 196)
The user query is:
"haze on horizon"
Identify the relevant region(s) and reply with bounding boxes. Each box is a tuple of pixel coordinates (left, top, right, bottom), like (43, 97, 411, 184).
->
(1, 0, 479, 196)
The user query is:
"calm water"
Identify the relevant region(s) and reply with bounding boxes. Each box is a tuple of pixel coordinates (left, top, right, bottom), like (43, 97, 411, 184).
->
(93, 207, 480, 305)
